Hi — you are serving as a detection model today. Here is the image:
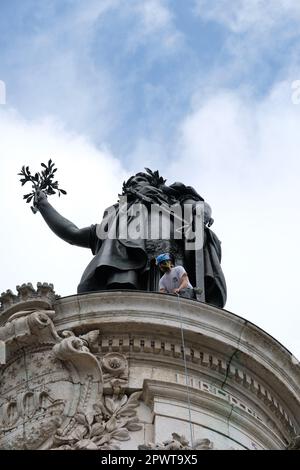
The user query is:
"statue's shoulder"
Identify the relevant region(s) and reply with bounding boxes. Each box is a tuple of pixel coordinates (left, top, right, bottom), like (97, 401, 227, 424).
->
(169, 182, 204, 201)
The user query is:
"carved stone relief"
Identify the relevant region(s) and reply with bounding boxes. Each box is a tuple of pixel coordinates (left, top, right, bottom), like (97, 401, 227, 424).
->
(0, 300, 143, 450)
(139, 433, 215, 450)
(287, 436, 300, 450)
(138, 433, 246, 450)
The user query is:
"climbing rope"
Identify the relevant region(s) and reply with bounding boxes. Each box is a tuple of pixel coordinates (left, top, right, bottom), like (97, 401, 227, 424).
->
(176, 293, 195, 447)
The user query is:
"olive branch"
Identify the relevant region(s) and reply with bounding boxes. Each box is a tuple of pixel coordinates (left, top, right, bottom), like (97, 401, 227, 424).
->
(18, 159, 67, 213)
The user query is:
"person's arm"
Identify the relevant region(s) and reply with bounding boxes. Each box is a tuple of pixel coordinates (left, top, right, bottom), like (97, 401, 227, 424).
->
(173, 272, 189, 294)
(159, 276, 167, 293)
(35, 191, 91, 248)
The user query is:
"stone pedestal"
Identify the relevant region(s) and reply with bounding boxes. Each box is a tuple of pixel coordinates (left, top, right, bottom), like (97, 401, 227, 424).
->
(0, 286, 299, 450)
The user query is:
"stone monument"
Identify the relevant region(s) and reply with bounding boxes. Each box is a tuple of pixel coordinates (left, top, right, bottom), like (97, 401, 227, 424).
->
(3, 169, 298, 450)
(0, 284, 299, 450)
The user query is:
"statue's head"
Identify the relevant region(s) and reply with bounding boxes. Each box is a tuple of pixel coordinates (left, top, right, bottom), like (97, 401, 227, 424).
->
(122, 168, 166, 195)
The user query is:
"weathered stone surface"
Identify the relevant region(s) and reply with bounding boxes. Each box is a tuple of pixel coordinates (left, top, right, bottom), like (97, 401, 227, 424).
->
(0, 288, 299, 449)
(0, 290, 143, 450)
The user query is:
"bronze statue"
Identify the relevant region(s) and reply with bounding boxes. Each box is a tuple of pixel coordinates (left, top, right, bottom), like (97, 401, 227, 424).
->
(31, 168, 226, 307)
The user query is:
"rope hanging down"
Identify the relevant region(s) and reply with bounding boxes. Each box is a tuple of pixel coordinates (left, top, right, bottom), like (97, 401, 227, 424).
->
(176, 293, 195, 447)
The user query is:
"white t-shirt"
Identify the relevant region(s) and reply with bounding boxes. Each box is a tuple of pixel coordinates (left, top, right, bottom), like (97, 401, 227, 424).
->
(159, 265, 192, 293)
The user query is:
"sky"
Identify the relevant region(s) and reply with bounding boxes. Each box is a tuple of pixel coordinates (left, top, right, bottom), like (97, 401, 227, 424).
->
(0, 0, 300, 360)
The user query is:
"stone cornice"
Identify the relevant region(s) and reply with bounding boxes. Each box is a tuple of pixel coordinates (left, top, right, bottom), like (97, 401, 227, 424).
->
(53, 291, 300, 420)
(142, 379, 287, 450)
(90, 332, 296, 439)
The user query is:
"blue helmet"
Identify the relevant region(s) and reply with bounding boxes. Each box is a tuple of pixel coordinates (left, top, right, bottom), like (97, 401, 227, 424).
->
(156, 253, 172, 265)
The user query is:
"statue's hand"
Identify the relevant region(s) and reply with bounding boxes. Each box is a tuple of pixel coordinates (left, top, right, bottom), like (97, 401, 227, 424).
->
(34, 189, 47, 209)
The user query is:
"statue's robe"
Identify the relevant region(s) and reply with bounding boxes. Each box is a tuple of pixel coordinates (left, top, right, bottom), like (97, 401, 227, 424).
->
(77, 202, 148, 292)
(203, 228, 227, 308)
(77, 183, 227, 308)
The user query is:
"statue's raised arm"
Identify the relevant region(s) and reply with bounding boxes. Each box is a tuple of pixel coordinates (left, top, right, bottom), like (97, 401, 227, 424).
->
(35, 190, 91, 249)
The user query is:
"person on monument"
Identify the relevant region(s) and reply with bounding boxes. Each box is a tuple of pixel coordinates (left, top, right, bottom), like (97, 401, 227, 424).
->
(156, 253, 193, 297)
(33, 168, 227, 308)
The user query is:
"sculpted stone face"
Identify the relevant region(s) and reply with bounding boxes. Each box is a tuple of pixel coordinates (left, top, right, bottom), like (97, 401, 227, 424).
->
(128, 174, 150, 187)
(122, 173, 151, 193)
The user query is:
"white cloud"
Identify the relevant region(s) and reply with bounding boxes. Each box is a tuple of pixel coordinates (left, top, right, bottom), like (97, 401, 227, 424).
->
(124, 0, 183, 54)
(0, 108, 128, 298)
(1, 0, 183, 149)
(193, 0, 300, 76)
(194, 0, 300, 34)
(1, 3, 122, 144)
(70, 0, 176, 34)
(64, 0, 182, 54)
(71, 0, 121, 27)
(136, 0, 173, 33)
(166, 79, 300, 358)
